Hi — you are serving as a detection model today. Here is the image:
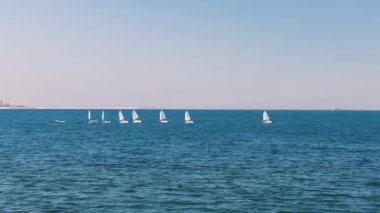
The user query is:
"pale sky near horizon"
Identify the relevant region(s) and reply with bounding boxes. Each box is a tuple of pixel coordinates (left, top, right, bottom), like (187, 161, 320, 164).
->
(1, 0, 379, 109)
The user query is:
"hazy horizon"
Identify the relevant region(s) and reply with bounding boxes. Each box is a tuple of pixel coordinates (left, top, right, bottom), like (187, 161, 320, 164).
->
(1, 0, 379, 110)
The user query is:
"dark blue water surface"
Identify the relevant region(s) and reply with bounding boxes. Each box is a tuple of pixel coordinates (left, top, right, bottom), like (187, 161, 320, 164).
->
(0, 110, 379, 212)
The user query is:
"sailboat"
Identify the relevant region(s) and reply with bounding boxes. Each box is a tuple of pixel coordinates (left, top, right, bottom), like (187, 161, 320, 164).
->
(118, 110, 129, 124)
(101, 110, 111, 124)
(88, 110, 98, 124)
(185, 111, 194, 124)
(159, 110, 168, 123)
(132, 110, 142, 123)
(263, 111, 272, 124)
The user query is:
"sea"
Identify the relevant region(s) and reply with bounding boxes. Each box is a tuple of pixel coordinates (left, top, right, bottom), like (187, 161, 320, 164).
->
(0, 110, 379, 212)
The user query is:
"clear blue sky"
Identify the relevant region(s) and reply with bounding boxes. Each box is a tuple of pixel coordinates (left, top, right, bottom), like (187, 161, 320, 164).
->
(1, 0, 379, 109)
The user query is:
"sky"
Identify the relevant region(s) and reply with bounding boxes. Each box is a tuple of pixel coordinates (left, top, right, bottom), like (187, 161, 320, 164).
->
(0, 0, 379, 109)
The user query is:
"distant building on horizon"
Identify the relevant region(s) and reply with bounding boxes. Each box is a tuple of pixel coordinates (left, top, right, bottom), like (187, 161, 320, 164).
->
(0, 99, 28, 108)
(0, 99, 11, 107)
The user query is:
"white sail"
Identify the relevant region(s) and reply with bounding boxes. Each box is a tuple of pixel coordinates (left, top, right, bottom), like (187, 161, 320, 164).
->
(160, 110, 168, 123)
(263, 111, 269, 121)
(118, 110, 128, 123)
(185, 111, 191, 121)
(132, 110, 142, 123)
(119, 110, 125, 121)
(263, 111, 272, 124)
(160, 110, 166, 121)
(185, 111, 194, 123)
(101, 110, 111, 124)
(132, 110, 139, 121)
(88, 110, 98, 123)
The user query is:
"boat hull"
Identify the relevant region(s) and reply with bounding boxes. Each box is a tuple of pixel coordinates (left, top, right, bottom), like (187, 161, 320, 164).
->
(133, 120, 142, 123)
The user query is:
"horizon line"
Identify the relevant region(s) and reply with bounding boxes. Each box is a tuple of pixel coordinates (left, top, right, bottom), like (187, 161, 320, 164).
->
(1, 107, 379, 111)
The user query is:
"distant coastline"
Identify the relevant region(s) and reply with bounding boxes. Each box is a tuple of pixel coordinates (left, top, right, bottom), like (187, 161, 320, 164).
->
(0, 99, 378, 111)
(0, 99, 34, 109)
(1, 108, 377, 111)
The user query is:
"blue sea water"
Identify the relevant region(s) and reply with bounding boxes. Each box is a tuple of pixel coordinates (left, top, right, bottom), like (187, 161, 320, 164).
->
(0, 110, 379, 212)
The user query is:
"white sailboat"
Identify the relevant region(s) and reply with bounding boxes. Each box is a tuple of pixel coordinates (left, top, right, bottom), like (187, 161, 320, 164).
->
(132, 110, 142, 123)
(88, 110, 98, 124)
(263, 111, 272, 124)
(118, 110, 129, 124)
(159, 110, 168, 123)
(102, 110, 111, 124)
(185, 111, 194, 124)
